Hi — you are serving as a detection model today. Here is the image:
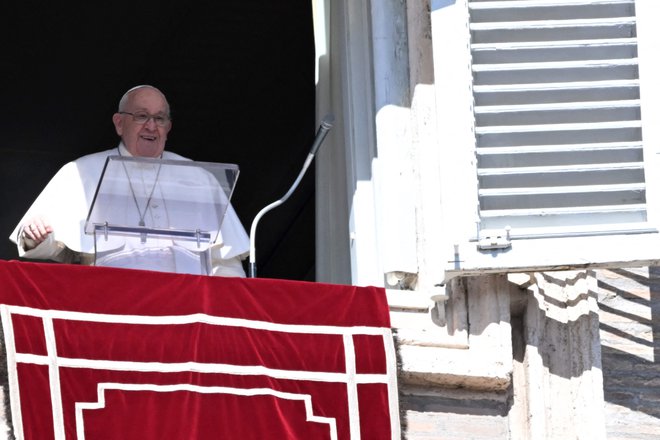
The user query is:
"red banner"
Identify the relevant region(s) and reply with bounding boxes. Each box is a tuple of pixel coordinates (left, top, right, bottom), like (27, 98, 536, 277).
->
(0, 261, 399, 439)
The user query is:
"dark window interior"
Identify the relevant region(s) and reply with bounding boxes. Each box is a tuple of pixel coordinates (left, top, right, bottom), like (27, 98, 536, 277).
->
(0, 2, 316, 280)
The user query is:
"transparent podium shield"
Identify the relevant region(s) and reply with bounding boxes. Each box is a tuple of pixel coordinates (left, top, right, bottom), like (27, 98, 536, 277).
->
(84, 155, 239, 274)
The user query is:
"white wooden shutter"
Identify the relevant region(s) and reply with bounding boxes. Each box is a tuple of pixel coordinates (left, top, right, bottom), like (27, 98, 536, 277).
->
(471, 0, 649, 240)
(433, 0, 660, 279)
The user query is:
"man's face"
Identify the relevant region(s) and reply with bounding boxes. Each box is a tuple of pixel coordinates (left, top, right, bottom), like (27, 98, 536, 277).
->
(112, 88, 172, 157)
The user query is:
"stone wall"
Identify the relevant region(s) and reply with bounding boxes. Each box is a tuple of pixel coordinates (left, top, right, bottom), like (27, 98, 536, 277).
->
(397, 271, 610, 440)
(0, 325, 14, 440)
(395, 268, 660, 440)
(597, 267, 660, 440)
(393, 275, 513, 440)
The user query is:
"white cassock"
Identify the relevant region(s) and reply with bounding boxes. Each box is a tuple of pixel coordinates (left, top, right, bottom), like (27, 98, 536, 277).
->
(9, 144, 250, 277)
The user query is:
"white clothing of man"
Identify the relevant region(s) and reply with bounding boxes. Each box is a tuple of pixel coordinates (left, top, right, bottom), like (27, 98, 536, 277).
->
(11, 144, 248, 276)
(10, 85, 249, 277)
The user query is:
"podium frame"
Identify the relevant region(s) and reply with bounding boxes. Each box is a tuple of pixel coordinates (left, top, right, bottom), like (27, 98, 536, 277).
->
(85, 155, 239, 275)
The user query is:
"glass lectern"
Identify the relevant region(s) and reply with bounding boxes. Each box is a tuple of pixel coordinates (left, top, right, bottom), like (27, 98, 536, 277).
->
(85, 155, 239, 275)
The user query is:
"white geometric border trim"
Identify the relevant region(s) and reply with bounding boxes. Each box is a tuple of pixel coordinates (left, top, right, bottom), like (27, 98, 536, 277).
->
(1, 305, 401, 440)
(75, 383, 338, 440)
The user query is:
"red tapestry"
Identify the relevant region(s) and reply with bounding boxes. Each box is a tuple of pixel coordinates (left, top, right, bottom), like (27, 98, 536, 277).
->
(0, 261, 399, 439)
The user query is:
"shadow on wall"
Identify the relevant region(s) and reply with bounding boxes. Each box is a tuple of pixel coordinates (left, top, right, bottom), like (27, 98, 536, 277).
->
(597, 267, 660, 424)
(529, 271, 602, 380)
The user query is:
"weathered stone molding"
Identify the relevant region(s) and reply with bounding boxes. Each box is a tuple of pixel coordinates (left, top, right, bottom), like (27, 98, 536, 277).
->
(394, 275, 514, 392)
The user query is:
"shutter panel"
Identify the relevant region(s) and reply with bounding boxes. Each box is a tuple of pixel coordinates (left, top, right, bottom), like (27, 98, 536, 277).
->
(469, 0, 650, 240)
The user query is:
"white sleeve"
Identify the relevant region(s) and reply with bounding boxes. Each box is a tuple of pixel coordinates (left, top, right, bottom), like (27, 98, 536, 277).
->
(215, 203, 250, 260)
(210, 255, 246, 278)
(14, 229, 68, 261)
(9, 161, 92, 255)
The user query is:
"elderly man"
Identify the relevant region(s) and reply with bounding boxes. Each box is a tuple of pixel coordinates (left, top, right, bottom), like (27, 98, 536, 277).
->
(10, 85, 249, 277)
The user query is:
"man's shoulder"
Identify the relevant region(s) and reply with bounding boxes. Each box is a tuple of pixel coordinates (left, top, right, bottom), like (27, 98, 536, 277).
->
(72, 147, 191, 165)
(162, 150, 191, 161)
(46, 148, 115, 178)
(73, 147, 117, 166)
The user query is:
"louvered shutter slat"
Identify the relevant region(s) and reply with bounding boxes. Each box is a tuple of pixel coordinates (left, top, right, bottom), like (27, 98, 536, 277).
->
(470, 0, 647, 239)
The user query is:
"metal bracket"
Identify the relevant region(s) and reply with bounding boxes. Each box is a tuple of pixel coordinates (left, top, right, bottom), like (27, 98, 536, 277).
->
(477, 226, 512, 251)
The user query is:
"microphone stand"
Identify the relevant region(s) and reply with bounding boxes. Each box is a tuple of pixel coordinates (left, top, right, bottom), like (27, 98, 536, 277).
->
(248, 114, 335, 278)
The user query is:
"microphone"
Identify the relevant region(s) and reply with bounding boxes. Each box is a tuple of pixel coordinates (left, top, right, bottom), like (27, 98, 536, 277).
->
(309, 114, 335, 156)
(248, 114, 335, 278)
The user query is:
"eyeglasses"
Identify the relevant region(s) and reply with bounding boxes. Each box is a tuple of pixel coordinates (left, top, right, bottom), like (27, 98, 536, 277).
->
(119, 111, 170, 127)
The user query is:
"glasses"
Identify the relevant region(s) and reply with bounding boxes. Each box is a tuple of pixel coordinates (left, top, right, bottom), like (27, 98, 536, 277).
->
(119, 111, 170, 127)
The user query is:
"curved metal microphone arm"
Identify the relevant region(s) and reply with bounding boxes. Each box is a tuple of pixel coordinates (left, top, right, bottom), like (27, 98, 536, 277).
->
(248, 114, 335, 278)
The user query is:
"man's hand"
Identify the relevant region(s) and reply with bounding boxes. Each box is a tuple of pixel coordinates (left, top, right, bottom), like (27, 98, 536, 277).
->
(21, 217, 53, 249)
